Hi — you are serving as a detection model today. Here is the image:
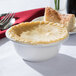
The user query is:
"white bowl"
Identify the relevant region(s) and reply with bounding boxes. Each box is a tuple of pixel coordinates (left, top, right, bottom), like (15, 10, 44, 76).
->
(6, 28, 68, 62)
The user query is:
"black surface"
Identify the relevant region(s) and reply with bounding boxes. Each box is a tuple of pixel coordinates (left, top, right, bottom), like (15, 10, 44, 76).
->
(67, 0, 76, 16)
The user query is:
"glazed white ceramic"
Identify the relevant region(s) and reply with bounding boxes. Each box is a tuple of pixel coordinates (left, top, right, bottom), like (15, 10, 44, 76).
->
(6, 27, 68, 62)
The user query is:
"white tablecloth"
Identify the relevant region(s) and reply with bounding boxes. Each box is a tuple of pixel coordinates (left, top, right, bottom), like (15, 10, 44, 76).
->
(0, 35, 76, 76)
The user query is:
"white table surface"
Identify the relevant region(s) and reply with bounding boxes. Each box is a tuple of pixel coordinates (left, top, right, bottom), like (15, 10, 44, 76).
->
(0, 0, 76, 76)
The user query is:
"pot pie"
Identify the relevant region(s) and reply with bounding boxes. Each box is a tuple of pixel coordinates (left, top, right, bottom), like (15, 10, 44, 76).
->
(7, 21, 68, 45)
(44, 7, 75, 32)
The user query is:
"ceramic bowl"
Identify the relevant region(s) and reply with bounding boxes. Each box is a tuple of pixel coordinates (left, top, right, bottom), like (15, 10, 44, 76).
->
(6, 28, 68, 62)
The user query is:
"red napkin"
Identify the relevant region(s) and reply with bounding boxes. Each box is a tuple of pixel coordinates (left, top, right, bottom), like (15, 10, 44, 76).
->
(0, 8, 45, 39)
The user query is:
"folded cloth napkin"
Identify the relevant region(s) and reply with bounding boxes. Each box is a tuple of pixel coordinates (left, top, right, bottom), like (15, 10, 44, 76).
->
(0, 8, 45, 39)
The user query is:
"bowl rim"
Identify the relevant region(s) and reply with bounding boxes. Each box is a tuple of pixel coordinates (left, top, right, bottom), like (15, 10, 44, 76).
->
(5, 27, 69, 47)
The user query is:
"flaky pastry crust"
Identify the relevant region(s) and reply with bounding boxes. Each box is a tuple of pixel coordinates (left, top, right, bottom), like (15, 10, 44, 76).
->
(8, 21, 68, 45)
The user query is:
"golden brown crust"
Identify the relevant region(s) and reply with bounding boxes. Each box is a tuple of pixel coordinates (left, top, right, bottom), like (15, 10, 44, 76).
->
(60, 14, 75, 31)
(8, 21, 68, 45)
(44, 7, 75, 32)
(60, 14, 75, 24)
(44, 7, 61, 23)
